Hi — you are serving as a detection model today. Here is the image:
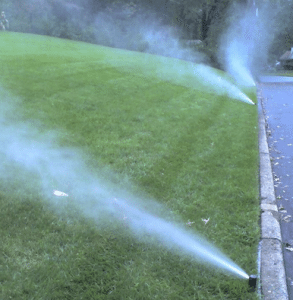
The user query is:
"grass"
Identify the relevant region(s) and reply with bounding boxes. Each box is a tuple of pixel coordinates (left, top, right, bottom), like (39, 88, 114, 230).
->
(262, 69, 293, 76)
(0, 32, 259, 299)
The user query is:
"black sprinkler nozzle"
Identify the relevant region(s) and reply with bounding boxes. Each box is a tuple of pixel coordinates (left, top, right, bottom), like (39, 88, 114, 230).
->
(248, 274, 257, 292)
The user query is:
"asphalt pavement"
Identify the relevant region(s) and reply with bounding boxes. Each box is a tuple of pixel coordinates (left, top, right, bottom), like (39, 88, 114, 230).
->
(258, 76, 293, 299)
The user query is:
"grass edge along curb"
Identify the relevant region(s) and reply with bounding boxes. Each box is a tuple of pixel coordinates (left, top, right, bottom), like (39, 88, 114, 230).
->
(258, 86, 289, 300)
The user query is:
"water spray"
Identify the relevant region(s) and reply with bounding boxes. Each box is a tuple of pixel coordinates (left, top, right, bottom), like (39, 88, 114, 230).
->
(0, 90, 257, 289)
(191, 65, 256, 105)
(108, 197, 251, 279)
(52, 189, 260, 291)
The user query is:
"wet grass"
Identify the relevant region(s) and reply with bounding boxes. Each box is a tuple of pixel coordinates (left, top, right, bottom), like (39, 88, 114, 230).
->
(0, 32, 259, 299)
(262, 70, 293, 76)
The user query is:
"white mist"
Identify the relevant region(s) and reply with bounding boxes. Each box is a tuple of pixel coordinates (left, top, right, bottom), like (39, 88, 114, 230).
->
(0, 90, 248, 279)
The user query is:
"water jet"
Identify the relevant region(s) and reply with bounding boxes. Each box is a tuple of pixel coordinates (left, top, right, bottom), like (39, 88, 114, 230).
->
(109, 198, 250, 279)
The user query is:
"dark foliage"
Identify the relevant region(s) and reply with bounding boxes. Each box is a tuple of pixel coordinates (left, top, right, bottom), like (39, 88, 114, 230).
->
(0, 0, 292, 66)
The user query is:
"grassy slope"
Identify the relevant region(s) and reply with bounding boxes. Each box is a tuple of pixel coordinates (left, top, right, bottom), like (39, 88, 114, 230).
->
(0, 32, 259, 299)
(262, 70, 293, 76)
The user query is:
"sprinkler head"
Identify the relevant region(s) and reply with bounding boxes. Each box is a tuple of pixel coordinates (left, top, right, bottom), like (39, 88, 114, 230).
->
(248, 274, 257, 292)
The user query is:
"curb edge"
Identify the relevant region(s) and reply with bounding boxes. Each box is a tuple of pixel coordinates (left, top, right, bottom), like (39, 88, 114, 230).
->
(258, 86, 289, 300)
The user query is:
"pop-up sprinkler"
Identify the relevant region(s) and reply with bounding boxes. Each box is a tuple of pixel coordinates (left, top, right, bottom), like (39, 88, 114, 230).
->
(248, 274, 257, 292)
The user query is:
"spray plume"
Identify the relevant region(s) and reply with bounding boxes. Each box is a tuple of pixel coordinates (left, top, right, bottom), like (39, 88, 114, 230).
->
(93, 7, 207, 63)
(94, 5, 254, 105)
(0, 89, 248, 279)
(1, 0, 256, 105)
(220, 2, 277, 86)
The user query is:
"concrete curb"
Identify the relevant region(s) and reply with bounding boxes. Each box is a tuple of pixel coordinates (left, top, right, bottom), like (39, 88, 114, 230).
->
(257, 86, 289, 300)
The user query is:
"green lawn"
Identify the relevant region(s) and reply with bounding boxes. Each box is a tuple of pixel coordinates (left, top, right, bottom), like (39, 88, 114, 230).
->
(0, 32, 259, 299)
(263, 70, 293, 76)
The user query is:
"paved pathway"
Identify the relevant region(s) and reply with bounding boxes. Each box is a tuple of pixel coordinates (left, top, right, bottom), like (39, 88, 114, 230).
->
(259, 76, 293, 299)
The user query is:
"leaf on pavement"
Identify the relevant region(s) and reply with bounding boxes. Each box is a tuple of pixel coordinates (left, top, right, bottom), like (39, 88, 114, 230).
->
(282, 215, 292, 222)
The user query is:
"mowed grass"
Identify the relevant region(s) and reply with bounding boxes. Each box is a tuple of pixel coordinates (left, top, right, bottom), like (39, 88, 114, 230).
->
(0, 32, 259, 299)
(262, 70, 293, 76)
